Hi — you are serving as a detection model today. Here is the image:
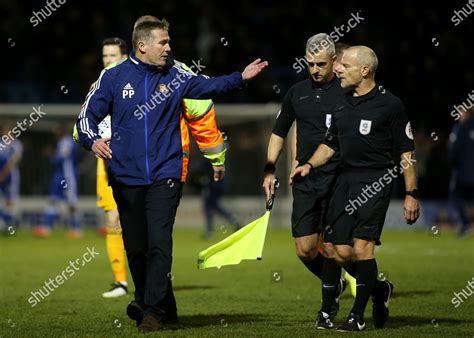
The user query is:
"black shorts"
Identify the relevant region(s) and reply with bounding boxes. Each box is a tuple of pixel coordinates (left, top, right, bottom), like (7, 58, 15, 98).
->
(291, 169, 338, 237)
(326, 169, 393, 246)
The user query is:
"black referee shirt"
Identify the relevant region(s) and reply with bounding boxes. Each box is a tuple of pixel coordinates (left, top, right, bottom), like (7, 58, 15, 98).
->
(272, 76, 346, 173)
(324, 85, 414, 169)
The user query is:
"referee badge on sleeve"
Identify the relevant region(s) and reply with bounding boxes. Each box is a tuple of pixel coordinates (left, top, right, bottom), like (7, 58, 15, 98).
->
(325, 114, 332, 128)
(359, 120, 372, 135)
(405, 122, 414, 140)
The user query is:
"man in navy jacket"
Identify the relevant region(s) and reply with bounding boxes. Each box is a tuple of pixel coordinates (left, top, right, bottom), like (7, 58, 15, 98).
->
(449, 107, 474, 236)
(76, 19, 267, 332)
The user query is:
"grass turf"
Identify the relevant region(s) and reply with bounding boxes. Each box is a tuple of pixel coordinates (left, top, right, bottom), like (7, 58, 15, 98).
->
(0, 227, 473, 337)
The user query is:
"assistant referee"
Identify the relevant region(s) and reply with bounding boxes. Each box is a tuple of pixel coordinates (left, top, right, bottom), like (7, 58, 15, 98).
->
(290, 46, 420, 332)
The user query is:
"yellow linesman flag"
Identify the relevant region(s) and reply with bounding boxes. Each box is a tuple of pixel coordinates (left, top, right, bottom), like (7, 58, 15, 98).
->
(198, 210, 271, 269)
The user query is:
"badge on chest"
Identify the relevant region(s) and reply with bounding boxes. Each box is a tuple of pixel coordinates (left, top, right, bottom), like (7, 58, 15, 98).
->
(359, 120, 372, 135)
(158, 83, 169, 94)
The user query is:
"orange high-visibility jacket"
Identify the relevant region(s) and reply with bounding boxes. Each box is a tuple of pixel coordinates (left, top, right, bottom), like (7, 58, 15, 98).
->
(176, 60, 226, 182)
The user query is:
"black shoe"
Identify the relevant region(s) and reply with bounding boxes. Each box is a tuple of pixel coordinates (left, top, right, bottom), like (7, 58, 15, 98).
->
(315, 311, 334, 330)
(372, 280, 394, 328)
(329, 277, 347, 319)
(126, 300, 144, 327)
(337, 313, 366, 332)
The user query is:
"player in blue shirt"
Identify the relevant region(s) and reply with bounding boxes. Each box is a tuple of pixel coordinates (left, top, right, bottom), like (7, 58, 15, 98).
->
(33, 125, 80, 238)
(0, 123, 23, 233)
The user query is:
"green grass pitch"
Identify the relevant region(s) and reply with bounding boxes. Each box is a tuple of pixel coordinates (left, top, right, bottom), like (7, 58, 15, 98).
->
(0, 227, 473, 337)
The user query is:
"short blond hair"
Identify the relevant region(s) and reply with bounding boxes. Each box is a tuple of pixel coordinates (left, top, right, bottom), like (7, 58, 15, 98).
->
(133, 15, 159, 29)
(132, 19, 170, 51)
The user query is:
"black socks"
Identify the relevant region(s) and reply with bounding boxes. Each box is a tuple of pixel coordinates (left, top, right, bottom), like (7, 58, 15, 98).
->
(302, 253, 324, 279)
(350, 259, 378, 319)
(320, 258, 342, 314)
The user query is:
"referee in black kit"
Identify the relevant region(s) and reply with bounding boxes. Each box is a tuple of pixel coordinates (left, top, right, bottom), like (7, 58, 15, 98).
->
(291, 46, 420, 331)
(262, 33, 348, 329)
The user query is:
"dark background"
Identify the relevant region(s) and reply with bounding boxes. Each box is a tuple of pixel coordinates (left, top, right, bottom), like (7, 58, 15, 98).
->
(1, 0, 473, 198)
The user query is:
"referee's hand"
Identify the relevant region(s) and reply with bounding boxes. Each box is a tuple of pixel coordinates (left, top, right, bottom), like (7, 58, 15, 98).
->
(404, 195, 420, 225)
(289, 164, 311, 185)
(212, 165, 225, 182)
(262, 173, 277, 201)
(92, 137, 112, 160)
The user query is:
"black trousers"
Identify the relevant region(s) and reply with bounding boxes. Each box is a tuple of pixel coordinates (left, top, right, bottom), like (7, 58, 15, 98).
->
(112, 179, 183, 319)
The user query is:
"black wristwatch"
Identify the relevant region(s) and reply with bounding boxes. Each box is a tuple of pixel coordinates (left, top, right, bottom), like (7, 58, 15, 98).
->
(405, 189, 419, 199)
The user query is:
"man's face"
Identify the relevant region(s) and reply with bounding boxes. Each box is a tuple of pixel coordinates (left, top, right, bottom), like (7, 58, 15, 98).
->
(333, 52, 347, 78)
(142, 28, 171, 66)
(334, 50, 362, 88)
(305, 50, 335, 85)
(102, 45, 125, 68)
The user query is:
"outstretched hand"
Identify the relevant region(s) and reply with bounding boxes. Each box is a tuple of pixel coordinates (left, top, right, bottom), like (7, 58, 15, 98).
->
(242, 58, 268, 81)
